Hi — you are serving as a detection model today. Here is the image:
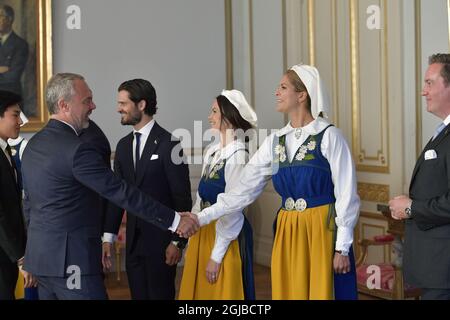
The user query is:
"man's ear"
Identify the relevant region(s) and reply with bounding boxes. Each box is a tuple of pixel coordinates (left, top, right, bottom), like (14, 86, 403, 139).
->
(137, 100, 146, 112)
(56, 98, 68, 113)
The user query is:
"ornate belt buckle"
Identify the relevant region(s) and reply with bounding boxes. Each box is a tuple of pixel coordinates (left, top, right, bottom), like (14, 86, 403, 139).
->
(295, 198, 307, 212)
(284, 197, 295, 210)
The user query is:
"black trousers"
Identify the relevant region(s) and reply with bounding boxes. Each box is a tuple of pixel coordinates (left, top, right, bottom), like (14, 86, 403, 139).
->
(421, 288, 450, 300)
(0, 261, 18, 300)
(126, 254, 177, 300)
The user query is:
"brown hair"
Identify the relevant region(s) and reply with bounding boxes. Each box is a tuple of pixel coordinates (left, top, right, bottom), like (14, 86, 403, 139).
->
(216, 95, 253, 132)
(429, 53, 450, 87)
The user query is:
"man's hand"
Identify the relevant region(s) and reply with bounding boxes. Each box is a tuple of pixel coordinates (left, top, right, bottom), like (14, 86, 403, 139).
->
(165, 242, 182, 266)
(206, 259, 221, 284)
(389, 195, 412, 220)
(0, 66, 9, 73)
(333, 252, 350, 274)
(176, 212, 200, 238)
(102, 242, 113, 271)
(20, 269, 38, 288)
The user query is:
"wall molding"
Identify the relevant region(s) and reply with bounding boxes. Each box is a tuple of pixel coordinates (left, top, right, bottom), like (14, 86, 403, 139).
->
(225, 0, 234, 89)
(350, 0, 390, 173)
(357, 182, 390, 203)
(415, 0, 422, 157)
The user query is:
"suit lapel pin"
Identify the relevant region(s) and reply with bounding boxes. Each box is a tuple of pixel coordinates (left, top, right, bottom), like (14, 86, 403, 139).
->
(154, 139, 158, 144)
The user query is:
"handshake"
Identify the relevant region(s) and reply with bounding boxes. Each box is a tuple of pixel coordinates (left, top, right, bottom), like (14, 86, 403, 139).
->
(176, 212, 200, 238)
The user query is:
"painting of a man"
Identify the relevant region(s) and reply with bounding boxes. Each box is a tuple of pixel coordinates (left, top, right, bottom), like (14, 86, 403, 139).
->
(0, 4, 28, 98)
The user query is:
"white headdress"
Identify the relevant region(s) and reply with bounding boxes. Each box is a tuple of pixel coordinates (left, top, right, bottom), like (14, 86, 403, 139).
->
(221, 89, 257, 127)
(290, 64, 331, 119)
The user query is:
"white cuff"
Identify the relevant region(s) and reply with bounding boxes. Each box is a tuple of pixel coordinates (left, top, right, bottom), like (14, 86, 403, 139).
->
(102, 232, 117, 243)
(169, 212, 181, 232)
(335, 225, 354, 253)
(197, 207, 214, 227)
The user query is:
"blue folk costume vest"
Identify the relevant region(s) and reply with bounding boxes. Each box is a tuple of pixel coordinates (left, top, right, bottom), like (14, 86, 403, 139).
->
(271, 125, 357, 300)
(198, 152, 256, 300)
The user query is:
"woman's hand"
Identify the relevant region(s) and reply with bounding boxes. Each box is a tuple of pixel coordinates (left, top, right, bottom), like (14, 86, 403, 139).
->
(333, 252, 351, 274)
(206, 259, 221, 284)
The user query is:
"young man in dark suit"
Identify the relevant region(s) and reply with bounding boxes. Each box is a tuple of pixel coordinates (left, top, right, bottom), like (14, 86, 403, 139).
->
(102, 79, 192, 299)
(0, 5, 29, 95)
(0, 90, 35, 299)
(21, 73, 198, 300)
(389, 53, 450, 300)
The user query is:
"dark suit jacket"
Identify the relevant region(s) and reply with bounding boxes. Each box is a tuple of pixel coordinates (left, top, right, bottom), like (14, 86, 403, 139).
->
(80, 120, 112, 227)
(21, 119, 176, 277)
(404, 123, 450, 288)
(0, 148, 25, 265)
(104, 122, 192, 256)
(0, 32, 29, 95)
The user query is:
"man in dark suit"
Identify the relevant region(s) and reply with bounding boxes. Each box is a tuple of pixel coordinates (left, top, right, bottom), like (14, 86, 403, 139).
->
(0, 90, 36, 299)
(102, 79, 192, 300)
(21, 73, 199, 300)
(80, 119, 112, 228)
(389, 53, 450, 300)
(0, 5, 29, 95)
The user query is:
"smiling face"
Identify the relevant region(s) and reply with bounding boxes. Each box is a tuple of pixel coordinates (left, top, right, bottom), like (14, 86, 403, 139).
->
(117, 90, 143, 126)
(0, 104, 22, 140)
(208, 99, 227, 132)
(422, 63, 450, 119)
(275, 74, 305, 114)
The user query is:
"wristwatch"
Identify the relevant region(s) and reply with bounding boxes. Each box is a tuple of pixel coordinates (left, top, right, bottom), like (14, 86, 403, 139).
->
(171, 240, 186, 250)
(405, 206, 412, 218)
(335, 250, 349, 256)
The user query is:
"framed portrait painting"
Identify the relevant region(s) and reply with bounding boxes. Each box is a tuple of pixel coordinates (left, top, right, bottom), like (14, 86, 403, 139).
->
(0, 0, 52, 132)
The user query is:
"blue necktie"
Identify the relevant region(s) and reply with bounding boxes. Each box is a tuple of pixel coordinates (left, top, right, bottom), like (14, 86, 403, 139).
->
(134, 132, 141, 171)
(432, 123, 446, 141)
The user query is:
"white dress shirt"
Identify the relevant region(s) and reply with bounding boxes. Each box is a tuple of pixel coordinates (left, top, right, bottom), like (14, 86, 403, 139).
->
(192, 140, 248, 263)
(103, 119, 180, 242)
(0, 138, 13, 166)
(0, 31, 12, 45)
(197, 117, 360, 253)
(132, 119, 155, 167)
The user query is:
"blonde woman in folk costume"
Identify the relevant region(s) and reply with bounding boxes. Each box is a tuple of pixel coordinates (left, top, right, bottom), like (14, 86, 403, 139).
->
(178, 90, 257, 300)
(190, 65, 360, 300)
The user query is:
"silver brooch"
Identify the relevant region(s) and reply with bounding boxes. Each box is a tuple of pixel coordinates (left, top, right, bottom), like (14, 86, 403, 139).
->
(294, 128, 302, 139)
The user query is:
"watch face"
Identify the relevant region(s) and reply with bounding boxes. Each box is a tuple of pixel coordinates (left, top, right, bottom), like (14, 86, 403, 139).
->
(405, 207, 412, 217)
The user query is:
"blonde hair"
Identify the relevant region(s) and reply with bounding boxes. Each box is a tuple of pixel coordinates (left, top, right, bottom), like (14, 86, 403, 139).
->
(285, 69, 311, 110)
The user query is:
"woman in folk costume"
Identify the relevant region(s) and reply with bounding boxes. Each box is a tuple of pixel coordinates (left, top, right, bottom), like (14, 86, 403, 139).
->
(194, 65, 360, 300)
(178, 90, 257, 300)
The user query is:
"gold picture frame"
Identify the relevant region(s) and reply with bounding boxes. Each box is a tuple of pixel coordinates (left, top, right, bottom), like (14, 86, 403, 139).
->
(1, 0, 52, 132)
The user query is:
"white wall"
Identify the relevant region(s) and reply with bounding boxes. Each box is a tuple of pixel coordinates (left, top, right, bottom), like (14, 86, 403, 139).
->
(420, 0, 450, 147)
(22, 0, 227, 149)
